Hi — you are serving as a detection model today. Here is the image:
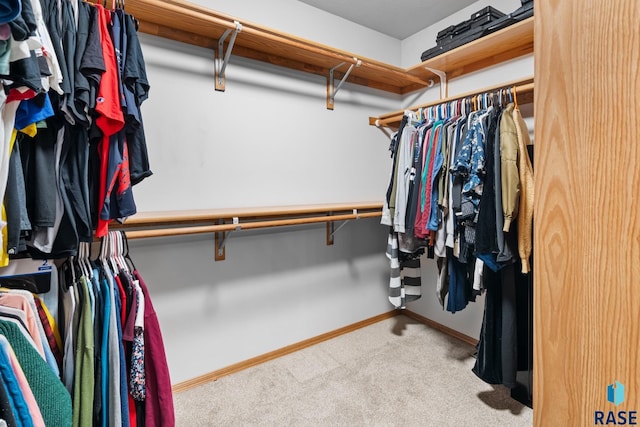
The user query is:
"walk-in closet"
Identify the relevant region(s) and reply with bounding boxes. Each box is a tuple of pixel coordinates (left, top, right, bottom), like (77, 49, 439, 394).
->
(0, 0, 636, 425)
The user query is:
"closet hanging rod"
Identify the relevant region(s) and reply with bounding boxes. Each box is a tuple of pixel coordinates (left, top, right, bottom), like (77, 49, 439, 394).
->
(121, 211, 381, 240)
(370, 77, 534, 129)
(118, 202, 383, 227)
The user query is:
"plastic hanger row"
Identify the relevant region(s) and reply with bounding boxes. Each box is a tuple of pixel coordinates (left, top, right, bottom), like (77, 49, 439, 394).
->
(407, 86, 519, 123)
(68, 231, 133, 282)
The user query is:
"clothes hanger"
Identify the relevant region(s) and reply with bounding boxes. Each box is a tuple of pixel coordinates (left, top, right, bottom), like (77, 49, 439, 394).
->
(108, 232, 120, 274)
(69, 255, 78, 283)
(83, 242, 94, 279)
(116, 232, 130, 274)
(114, 231, 126, 273)
(513, 85, 519, 110)
(76, 245, 87, 279)
(104, 232, 118, 274)
(120, 231, 137, 272)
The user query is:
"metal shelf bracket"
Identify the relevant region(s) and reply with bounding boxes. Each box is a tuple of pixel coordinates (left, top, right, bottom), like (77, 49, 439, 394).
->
(215, 217, 241, 261)
(424, 66, 448, 99)
(326, 58, 362, 110)
(375, 119, 394, 139)
(215, 20, 243, 92)
(326, 209, 360, 245)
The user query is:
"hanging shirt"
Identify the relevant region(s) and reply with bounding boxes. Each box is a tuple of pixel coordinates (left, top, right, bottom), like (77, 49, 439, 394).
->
(416, 121, 443, 238)
(99, 273, 111, 427)
(426, 122, 445, 231)
(33, 296, 63, 369)
(72, 276, 95, 427)
(0, 97, 21, 267)
(0, 336, 35, 427)
(102, 262, 122, 427)
(135, 270, 175, 427)
(0, 319, 72, 427)
(513, 106, 535, 273)
(0, 289, 59, 376)
(123, 13, 152, 185)
(130, 279, 145, 401)
(0, 371, 19, 427)
(452, 113, 487, 206)
(499, 103, 519, 232)
(0, 292, 46, 357)
(0, 336, 45, 427)
(392, 124, 417, 233)
(60, 278, 77, 393)
(94, 4, 125, 238)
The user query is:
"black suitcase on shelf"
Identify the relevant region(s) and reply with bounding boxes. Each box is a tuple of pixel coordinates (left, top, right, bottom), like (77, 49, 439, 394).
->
(420, 1, 534, 62)
(435, 6, 505, 46)
(485, 1, 534, 34)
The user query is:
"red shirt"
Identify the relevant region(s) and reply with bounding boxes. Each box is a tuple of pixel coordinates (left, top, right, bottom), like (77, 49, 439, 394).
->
(94, 5, 125, 237)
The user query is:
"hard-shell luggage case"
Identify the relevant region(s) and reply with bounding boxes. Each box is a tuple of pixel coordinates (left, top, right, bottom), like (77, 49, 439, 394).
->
(420, 2, 533, 62)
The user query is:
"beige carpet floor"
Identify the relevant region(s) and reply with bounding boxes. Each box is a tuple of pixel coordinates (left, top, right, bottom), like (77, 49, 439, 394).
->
(173, 314, 533, 426)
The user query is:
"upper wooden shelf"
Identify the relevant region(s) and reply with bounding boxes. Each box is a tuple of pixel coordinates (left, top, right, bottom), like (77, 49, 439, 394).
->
(127, 0, 430, 95)
(407, 17, 534, 81)
(127, 0, 533, 96)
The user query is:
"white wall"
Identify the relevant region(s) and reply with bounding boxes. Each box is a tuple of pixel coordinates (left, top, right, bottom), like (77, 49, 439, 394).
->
(130, 1, 401, 384)
(131, 0, 536, 384)
(134, 37, 396, 210)
(131, 221, 390, 384)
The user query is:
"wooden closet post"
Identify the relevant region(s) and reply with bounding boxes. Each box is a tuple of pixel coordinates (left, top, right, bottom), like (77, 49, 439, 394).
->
(534, 1, 640, 425)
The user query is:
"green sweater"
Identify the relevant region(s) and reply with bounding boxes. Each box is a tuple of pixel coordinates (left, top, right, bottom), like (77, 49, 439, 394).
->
(0, 320, 72, 427)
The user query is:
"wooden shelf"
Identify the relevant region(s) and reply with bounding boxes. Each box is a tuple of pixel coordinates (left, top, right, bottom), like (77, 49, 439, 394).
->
(407, 17, 534, 82)
(118, 202, 382, 227)
(127, 0, 532, 97)
(128, 0, 431, 95)
(112, 202, 383, 259)
(110, 202, 382, 261)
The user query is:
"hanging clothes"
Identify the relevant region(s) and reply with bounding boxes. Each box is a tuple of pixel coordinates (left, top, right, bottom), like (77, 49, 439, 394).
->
(0, 319, 72, 426)
(379, 92, 535, 391)
(0, 231, 173, 426)
(0, 0, 153, 263)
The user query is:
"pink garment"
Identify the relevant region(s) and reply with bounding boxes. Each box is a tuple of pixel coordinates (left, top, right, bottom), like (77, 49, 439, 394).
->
(0, 337, 46, 426)
(134, 270, 175, 427)
(0, 293, 46, 357)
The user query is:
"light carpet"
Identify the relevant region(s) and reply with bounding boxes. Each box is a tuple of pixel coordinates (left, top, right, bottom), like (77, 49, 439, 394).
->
(174, 314, 533, 426)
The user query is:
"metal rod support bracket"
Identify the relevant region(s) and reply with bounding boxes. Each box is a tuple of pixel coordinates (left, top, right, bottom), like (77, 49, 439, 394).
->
(375, 119, 394, 139)
(326, 58, 361, 110)
(215, 217, 241, 261)
(326, 209, 360, 245)
(424, 66, 448, 99)
(329, 220, 350, 239)
(215, 20, 242, 92)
